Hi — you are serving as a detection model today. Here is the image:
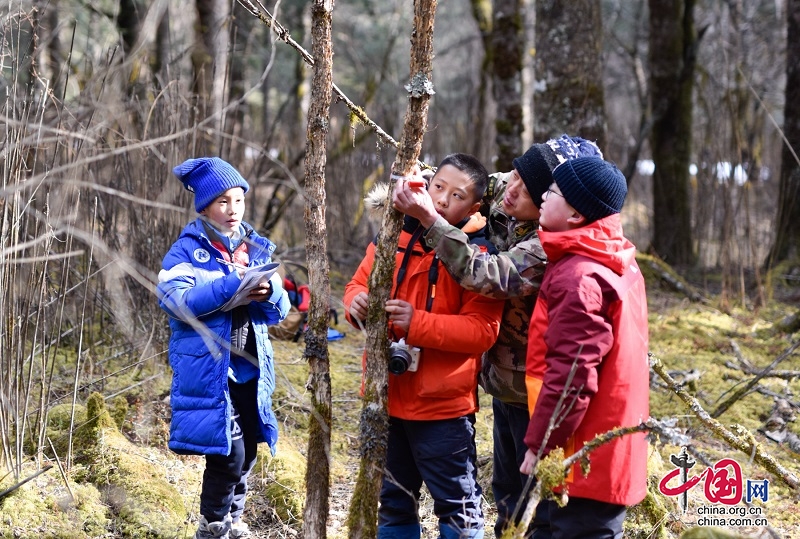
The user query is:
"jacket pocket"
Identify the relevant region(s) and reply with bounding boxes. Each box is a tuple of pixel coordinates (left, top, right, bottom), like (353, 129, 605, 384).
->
(415, 353, 478, 399)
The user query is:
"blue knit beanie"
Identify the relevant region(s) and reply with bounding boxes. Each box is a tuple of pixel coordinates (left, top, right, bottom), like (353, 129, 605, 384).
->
(173, 157, 250, 212)
(552, 156, 627, 223)
(512, 134, 603, 208)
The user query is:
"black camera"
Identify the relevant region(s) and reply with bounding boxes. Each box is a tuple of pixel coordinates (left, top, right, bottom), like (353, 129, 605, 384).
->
(388, 338, 421, 375)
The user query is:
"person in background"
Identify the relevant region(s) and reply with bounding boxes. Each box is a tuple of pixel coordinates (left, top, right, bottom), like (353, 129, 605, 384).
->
(158, 157, 290, 539)
(520, 156, 649, 538)
(393, 135, 602, 537)
(344, 153, 505, 539)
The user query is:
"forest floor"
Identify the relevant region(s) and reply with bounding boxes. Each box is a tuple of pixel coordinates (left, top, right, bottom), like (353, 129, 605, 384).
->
(1, 255, 800, 538)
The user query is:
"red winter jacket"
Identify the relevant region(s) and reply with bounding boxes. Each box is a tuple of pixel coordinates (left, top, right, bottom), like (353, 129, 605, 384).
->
(344, 227, 504, 420)
(524, 214, 649, 506)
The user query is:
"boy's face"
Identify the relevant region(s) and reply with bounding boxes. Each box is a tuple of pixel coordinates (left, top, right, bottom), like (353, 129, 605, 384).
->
(501, 169, 540, 221)
(200, 187, 246, 236)
(539, 182, 581, 232)
(428, 164, 481, 226)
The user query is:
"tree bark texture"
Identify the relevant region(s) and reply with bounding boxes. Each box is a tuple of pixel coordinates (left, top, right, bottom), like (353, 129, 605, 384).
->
(491, 0, 523, 171)
(32, 0, 64, 99)
(301, 2, 334, 538)
(648, 0, 697, 266)
(346, 1, 437, 538)
(533, 0, 606, 149)
(117, 0, 149, 102)
(767, 0, 800, 266)
(225, 0, 254, 161)
(153, 3, 171, 88)
(192, 0, 230, 150)
(468, 0, 492, 159)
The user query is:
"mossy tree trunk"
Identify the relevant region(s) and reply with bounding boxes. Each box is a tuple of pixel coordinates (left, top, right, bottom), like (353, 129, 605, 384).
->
(648, 0, 697, 266)
(766, 0, 800, 268)
(346, 1, 437, 538)
(301, 2, 334, 539)
(533, 0, 606, 150)
(491, 0, 523, 171)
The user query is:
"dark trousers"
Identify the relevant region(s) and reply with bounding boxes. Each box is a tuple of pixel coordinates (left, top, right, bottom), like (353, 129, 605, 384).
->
(531, 497, 626, 539)
(200, 378, 260, 523)
(379, 415, 484, 537)
(491, 398, 535, 538)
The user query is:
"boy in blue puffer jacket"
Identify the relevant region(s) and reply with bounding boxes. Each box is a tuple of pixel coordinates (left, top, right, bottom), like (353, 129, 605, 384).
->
(158, 157, 290, 539)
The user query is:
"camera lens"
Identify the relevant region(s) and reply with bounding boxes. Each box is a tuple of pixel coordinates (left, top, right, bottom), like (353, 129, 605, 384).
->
(388, 349, 410, 375)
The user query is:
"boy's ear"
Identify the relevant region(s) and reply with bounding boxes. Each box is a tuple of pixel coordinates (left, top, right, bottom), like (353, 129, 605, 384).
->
(567, 211, 587, 228)
(469, 200, 481, 215)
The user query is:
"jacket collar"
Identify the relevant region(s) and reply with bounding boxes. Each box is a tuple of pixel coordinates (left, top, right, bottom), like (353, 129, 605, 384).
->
(538, 214, 636, 275)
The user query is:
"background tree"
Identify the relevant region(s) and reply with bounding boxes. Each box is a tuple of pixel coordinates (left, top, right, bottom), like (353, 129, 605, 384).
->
(301, 1, 334, 538)
(648, 0, 698, 266)
(32, 0, 64, 98)
(767, 0, 800, 268)
(468, 0, 492, 158)
(346, 1, 437, 537)
(534, 0, 606, 148)
(491, 0, 523, 170)
(192, 0, 230, 151)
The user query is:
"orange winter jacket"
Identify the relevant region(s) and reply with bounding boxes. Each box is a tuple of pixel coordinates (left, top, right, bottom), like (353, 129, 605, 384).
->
(524, 214, 649, 506)
(344, 225, 504, 420)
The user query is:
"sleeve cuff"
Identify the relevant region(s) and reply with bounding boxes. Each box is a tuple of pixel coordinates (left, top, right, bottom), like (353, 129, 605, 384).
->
(422, 216, 452, 248)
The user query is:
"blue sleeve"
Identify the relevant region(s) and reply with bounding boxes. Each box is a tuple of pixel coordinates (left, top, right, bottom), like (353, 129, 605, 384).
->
(250, 272, 291, 324)
(157, 241, 242, 320)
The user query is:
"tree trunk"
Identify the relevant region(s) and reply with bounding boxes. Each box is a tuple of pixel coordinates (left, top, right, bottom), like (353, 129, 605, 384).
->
(533, 0, 606, 149)
(491, 0, 523, 171)
(32, 0, 64, 99)
(301, 2, 334, 538)
(468, 0, 492, 159)
(520, 0, 535, 149)
(767, 0, 800, 267)
(152, 1, 171, 88)
(225, 0, 254, 161)
(346, 1, 437, 538)
(193, 0, 230, 152)
(648, 0, 697, 266)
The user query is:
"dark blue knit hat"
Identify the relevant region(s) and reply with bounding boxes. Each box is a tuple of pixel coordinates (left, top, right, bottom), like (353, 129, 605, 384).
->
(552, 156, 627, 223)
(173, 157, 250, 212)
(512, 134, 603, 208)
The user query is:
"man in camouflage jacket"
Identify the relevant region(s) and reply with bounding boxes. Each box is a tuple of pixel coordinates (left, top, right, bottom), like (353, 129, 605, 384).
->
(394, 134, 603, 537)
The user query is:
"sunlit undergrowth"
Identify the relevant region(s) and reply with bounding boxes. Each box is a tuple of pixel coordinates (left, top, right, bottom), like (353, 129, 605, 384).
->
(2, 270, 800, 538)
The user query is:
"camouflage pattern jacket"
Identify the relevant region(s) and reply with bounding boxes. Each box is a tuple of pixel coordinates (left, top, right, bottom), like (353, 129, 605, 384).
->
(422, 171, 546, 406)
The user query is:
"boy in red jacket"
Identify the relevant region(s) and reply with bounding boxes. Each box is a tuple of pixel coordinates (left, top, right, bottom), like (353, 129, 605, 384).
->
(520, 157, 649, 538)
(344, 154, 504, 539)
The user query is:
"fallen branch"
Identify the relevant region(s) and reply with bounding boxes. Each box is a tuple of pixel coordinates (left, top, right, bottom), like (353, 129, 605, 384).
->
(712, 339, 800, 418)
(645, 259, 705, 303)
(724, 360, 800, 381)
(651, 353, 799, 489)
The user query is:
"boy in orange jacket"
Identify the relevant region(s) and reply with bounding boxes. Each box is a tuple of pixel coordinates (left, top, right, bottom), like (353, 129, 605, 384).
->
(520, 157, 649, 538)
(344, 154, 504, 539)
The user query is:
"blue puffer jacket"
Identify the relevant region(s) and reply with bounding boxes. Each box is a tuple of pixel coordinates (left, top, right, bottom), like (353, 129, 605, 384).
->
(157, 218, 290, 456)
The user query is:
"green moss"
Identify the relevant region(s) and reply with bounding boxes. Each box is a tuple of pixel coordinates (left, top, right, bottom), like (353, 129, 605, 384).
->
(254, 439, 307, 526)
(537, 447, 567, 506)
(624, 452, 677, 539)
(68, 393, 189, 538)
(110, 395, 129, 430)
(0, 472, 110, 538)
